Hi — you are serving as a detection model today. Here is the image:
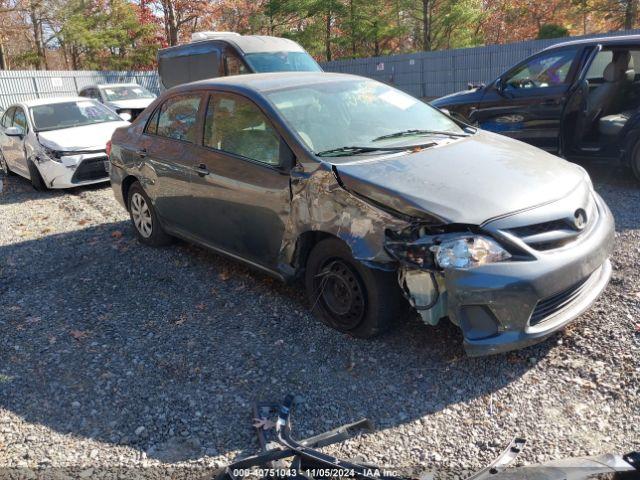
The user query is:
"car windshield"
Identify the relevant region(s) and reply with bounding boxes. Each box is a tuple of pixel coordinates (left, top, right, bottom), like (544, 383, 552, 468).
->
(244, 52, 322, 73)
(101, 85, 155, 101)
(265, 79, 466, 155)
(30, 100, 122, 131)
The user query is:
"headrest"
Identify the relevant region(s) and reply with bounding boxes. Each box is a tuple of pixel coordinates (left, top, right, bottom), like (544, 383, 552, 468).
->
(626, 54, 635, 81)
(604, 51, 632, 82)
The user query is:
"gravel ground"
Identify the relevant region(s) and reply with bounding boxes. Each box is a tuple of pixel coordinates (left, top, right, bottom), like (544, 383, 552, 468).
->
(0, 165, 638, 478)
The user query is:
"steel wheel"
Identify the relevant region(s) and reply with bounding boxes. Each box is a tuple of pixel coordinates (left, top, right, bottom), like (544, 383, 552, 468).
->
(316, 259, 366, 331)
(130, 192, 153, 238)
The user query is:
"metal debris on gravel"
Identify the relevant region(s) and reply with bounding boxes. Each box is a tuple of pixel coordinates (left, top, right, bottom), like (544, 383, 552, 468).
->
(0, 166, 638, 477)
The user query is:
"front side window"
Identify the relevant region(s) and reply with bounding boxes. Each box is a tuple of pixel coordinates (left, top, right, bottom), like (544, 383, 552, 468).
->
(1, 107, 15, 128)
(505, 48, 579, 89)
(30, 100, 121, 131)
(265, 79, 464, 155)
(244, 52, 322, 73)
(13, 108, 27, 131)
(155, 94, 201, 143)
(203, 93, 280, 166)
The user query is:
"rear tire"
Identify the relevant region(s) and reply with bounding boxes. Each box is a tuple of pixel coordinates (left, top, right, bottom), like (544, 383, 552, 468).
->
(127, 181, 172, 246)
(304, 237, 406, 338)
(27, 160, 47, 191)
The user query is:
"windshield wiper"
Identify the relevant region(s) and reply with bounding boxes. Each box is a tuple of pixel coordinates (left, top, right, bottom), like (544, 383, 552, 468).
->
(372, 129, 470, 142)
(316, 143, 436, 157)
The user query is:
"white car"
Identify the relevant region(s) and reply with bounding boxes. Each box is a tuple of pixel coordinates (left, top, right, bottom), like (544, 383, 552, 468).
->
(78, 83, 156, 121)
(0, 97, 129, 190)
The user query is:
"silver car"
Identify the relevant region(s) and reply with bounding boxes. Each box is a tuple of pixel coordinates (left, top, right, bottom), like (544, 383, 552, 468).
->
(79, 83, 156, 121)
(109, 73, 614, 355)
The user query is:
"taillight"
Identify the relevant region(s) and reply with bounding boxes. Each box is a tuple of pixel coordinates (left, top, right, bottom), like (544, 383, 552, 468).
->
(106, 140, 112, 157)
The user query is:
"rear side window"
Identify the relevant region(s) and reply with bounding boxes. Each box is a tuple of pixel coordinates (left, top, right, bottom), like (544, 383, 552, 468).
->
(152, 94, 201, 143)
(225, 53, 249, 76)
(203, 93, 280, 166)
(1, 107, 15, 128)
(13, 108, 27, 131)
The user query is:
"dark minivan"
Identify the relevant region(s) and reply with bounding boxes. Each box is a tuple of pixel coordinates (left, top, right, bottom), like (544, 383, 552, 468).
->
(432, 35, 640, 179)
(158, 32, 322, 90)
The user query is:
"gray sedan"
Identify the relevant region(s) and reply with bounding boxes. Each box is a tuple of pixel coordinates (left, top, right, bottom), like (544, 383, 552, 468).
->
(108, 72, 614, 355)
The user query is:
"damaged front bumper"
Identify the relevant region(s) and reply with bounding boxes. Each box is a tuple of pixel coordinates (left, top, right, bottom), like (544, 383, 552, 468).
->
(35, 150, 110, 189)
(394, 192, 615, 356)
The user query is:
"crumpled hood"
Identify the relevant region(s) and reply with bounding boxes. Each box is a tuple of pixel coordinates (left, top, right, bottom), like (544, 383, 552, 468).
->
(333, 131, 589, 225)
(37, 121, 129, 151)
(106, 98, 155, 110)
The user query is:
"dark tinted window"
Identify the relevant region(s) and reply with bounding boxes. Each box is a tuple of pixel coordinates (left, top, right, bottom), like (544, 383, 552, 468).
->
(155, 94, 201, 143)
(13, 108, 27, 131)
(1, 107, 15, 128)
(159, 44, 221, 89)
(204, 93, 280, 166)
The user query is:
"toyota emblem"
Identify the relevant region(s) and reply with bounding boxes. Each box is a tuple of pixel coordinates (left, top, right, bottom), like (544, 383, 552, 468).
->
(574, 209, 587, 230)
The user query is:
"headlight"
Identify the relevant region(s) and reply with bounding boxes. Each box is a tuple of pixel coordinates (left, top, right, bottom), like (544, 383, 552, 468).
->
(431, 235, 511, 269)
(40, 146, 64, 162)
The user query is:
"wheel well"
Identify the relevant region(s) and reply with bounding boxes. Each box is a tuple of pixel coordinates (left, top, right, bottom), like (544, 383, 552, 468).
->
(293, 231, 348, 274)
(121, 175, 139, 209)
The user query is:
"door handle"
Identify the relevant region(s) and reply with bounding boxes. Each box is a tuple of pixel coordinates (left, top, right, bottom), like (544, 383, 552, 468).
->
(136, 148, 147, 158)
(195, 163, 209, 177)
(541, 98, 562, 106)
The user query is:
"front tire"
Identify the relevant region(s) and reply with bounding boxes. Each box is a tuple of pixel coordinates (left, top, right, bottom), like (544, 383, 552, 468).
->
(27, 160, 47, 191)
(0, 150, 13, 176)
(304, 238, 406, 338)
(127, 182, 172, 246)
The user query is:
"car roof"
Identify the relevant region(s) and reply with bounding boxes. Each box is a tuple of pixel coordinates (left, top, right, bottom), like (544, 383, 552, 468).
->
(175, 72, 366, 94)
(544, 34, 640, 50)
(160, 35, 306, 56)
(18, 96, 97, 108)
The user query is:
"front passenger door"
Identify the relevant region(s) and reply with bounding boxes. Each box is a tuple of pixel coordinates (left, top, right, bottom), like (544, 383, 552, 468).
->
(190, 92, 292, 268)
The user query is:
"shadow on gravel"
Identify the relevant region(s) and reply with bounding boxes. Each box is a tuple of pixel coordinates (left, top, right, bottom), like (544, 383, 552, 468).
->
(0, 215, 556, 464)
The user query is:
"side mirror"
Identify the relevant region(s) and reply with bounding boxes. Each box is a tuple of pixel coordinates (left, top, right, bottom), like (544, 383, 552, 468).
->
(279, 138, 296, 171)
(5, 126, 24, 137)
(495, 78, 506, 94)
(119, 112, 132, 122)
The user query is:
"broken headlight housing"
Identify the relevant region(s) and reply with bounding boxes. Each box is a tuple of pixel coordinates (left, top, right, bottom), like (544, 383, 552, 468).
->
(431, 235, 511, 269)
(40, 146, 65, 163)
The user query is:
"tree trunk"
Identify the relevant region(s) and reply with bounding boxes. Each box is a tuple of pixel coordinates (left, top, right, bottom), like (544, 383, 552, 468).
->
(624, 0, 638, 29)
(29, 2, 45, 69)
(350, 0, 356, 57)
(325, 7, 332, 61)
(0, 41, 7, 70)
(422, 0, 431, 51)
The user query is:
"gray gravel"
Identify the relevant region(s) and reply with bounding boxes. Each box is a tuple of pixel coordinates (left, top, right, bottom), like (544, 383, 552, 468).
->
(0, 166, 638, 477)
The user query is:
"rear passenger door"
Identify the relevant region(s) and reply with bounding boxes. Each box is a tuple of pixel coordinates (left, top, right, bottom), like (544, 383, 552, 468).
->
(189, 92, 292, 268)
(138, 93, 204, 229)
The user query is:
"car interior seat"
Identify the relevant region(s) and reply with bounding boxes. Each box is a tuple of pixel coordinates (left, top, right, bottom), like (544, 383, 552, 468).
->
(598, 53, 637, 137)
(583, 51, 634, 138)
